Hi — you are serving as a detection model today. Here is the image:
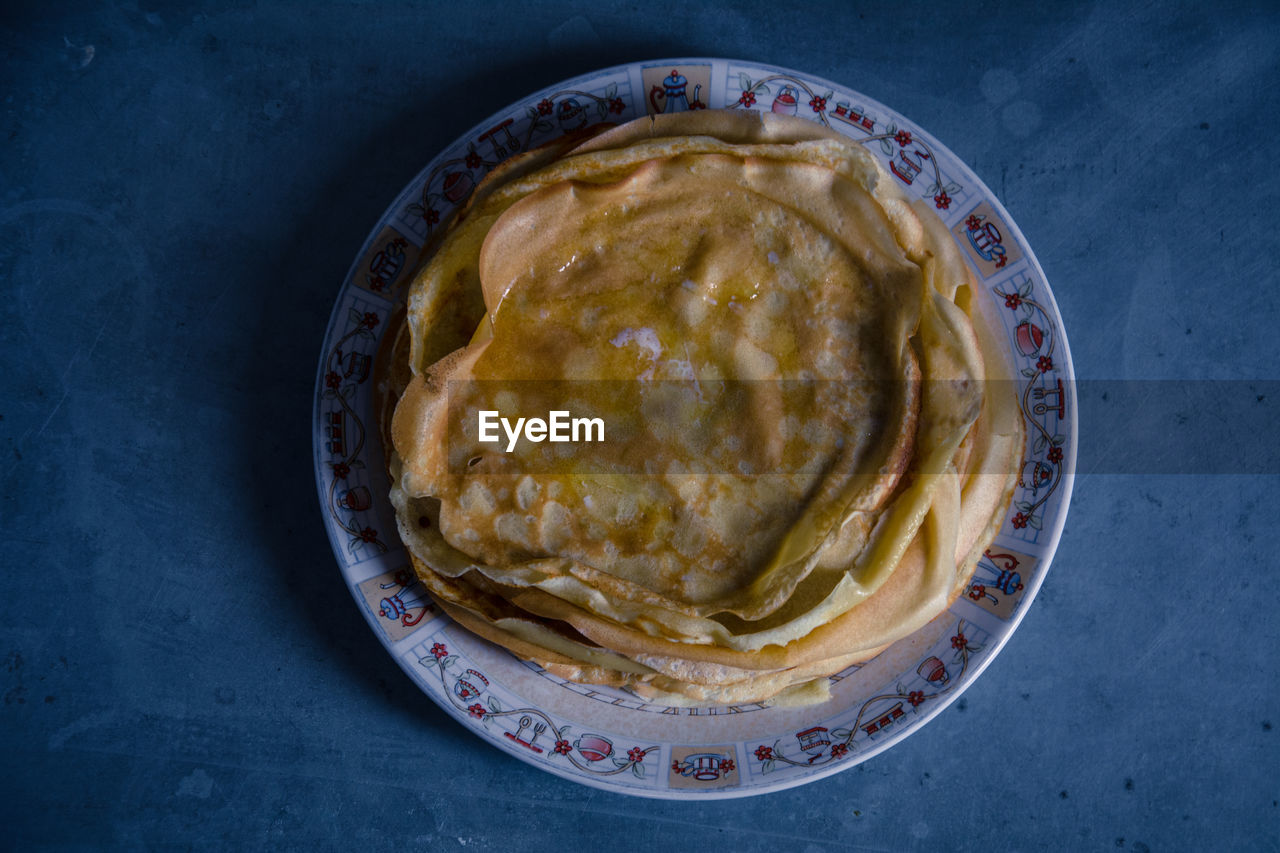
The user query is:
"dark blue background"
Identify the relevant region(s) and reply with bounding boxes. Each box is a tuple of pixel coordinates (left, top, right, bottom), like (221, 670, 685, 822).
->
(3, 2, 1278, 849)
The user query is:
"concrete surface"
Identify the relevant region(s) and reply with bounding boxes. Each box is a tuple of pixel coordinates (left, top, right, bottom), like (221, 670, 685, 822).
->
(2, 1, 1277, 849)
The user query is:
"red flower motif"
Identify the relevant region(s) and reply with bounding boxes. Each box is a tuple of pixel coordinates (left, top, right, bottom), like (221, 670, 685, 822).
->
(627, 747, 646, 763)
(362, 312, 379, 328)
(895, 130, 913, 147)
(951, 633, 968, 650)
(968, 584, 986, 601)
(608, 97, 625, 114)
(754, 745, 773, 761)
(325, 371, 341, 389)
(537, 98, 554, 116)
(1012, 512, 1029, 529)
(1037, 355, 1054, 373)
(966, 214, 982, 230)
(369, 276, 386, 292)
(738, 90, 756, 108)
(1047, 446, 1064, 463)
(994, 255, 1008, 269)
(332, 462, 350, 479)
(908, 690, 925, 707)
(424, 207, 440, 225)
(934, 191, 952, 210)
(464, 151, 482, 170)
(719, 759, 735, 773)
(1004, 292, 1023, 310)
(358, 526, 378, 543)
(809, 95, 827, 113)
(467, 703, 486, 719)
(554, 739, 572, 755)
(430, 642, 448, 660)
(830, 743, 849, 759)
(393, 568, 414, 587)
(671, 759, 683, 772)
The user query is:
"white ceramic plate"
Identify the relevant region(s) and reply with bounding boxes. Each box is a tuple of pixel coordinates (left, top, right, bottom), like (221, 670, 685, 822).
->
(312, 58, 1076, 798)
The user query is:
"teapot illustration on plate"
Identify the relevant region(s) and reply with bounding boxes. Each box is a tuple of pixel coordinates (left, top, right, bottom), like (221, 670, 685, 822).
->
(650, 69, 705, 113)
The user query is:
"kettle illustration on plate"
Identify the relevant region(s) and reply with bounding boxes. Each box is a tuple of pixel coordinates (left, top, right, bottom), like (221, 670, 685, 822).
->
(650, 69, 705, 113)
(772, 85, 799, 115)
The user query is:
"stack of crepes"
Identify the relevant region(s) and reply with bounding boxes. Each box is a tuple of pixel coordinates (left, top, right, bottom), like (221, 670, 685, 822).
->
(380, 110, 1023, 706)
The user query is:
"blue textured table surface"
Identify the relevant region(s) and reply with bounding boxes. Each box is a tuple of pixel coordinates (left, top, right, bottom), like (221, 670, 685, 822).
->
(3, 2, 1278, 849)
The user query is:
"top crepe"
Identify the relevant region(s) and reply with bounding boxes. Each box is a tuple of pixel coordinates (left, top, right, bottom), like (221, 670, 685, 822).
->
(386, 111, 1022, 704)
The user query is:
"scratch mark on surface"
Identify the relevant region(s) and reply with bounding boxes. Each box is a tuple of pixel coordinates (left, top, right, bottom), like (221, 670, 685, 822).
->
(29, 387, 70, 441)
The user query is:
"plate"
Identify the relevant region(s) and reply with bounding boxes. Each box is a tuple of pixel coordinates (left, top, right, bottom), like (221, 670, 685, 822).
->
(312, 58, 1075, 798)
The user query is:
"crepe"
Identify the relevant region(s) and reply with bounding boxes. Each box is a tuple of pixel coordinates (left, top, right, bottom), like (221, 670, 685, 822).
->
(382, 111, 1022, 705)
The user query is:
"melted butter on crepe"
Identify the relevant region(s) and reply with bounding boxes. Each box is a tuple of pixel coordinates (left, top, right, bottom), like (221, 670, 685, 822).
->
(386, 111, 1023, 705)
(395, 152, 922, 628)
